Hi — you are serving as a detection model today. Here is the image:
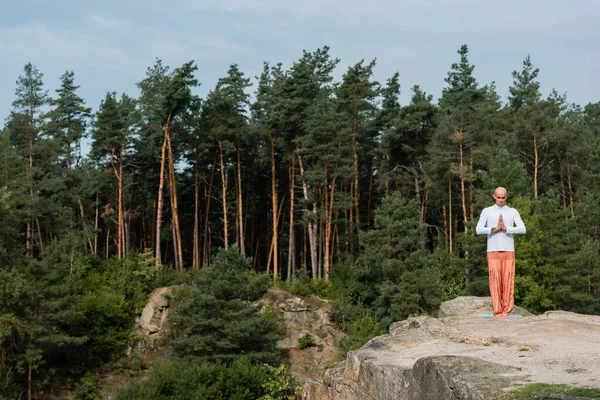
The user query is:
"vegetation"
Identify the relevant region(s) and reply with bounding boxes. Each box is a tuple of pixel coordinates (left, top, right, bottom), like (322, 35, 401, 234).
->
(1, 44, 600, 398)
(510, 383, 600, 399)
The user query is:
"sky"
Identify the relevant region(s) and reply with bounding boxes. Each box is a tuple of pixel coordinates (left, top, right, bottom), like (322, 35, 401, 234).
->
(1, 0, 600, 125)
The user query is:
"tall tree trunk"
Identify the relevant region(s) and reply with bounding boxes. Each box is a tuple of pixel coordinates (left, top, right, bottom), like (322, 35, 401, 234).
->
(270, 136, 279, 280)
(566, 156, 575, 218)
(28, 361, 32, 400)
(367, 155, 374, 231)
(287, 157, 295, 281)
(111, 150, 122, 259)
(218, 138, 229, 248)
(533, 133, 539, 199)
(78, 200, 93, 253)
(324, 170, 336, 281)
(559, 156, 568, 212)
(296, 146, 318, 279)
(469, 156, 474, 221)
(449, 178, 453, 254)
(266, 194, 285, 275)
(106, 226, 111, 261)
(385, 154, 390, 196)
(193, 166, 200, 269)
(203, 159, 216, 267)
(155, 112, 170, 266)
(236, 145, 245, 255)
(166, 132, 183, 270)
(352, 118, 360, 245)
(443, 205, 448, 249)
(458, 134, 468, 235)
(94, 191, 99, 254)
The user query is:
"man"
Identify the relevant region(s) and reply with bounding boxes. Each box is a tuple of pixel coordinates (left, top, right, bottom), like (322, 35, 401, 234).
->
(475, 187, 526, 317)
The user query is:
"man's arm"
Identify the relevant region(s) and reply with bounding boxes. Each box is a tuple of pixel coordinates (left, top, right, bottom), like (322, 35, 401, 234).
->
(475, 208, 492, 235)
(506, 211, 526, 234)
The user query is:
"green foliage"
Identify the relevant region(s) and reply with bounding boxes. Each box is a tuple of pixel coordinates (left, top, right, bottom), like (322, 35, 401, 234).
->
(277, 268, 333, 299)
(115, 359, 301, 400)
(74, 373, 101, 400)
(169, 248, 278, 363)
(73, 293, 131, 364)
(297, 334, 316, 350)
(258, 364, 302, 400)
(510, 383, 600, 399)
(332, 192, 443, 331)
(339, 314, 385, 352)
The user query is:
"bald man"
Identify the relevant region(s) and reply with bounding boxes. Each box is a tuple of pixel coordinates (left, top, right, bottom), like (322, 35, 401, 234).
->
(475, 187, 526, 317)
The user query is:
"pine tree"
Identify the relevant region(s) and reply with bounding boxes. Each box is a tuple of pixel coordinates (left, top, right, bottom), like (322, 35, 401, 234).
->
(9, 63, 49, 256)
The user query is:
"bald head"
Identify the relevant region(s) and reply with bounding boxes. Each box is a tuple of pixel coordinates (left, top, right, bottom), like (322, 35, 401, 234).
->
(493, 187, 507, 206)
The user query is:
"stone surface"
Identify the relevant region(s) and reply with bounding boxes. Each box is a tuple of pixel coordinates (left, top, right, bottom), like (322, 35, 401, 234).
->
(438, 296, 534, 318)
(138, 286, 179, 337)
(259, 290, 347, 384)
(304, 300, 600, 400)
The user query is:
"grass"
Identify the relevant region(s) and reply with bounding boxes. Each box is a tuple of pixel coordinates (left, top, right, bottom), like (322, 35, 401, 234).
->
(510, 383, 600, 399)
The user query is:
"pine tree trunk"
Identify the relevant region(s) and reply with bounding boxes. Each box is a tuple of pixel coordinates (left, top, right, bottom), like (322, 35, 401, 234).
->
(449, 178, 453, 253)
(270, 136, 279, 280)
(78, 199, 93, 253)
(203, 160, 216, 267)
(443, 205, 448, 249)
(287, 157, 295, 281)
(106, 226, 111, 261)
(155, 112, 170, 266)
(421, 183, 429, 225)
(324, 171, 336, 281)
(533, 133, 539, 199)
(566, 156, 575, 218)
(266, 195, 285, 275)
(559, 156, 568, 212)
(119, 151, 125, 257)
(35, 217, 44, 253)
(236, 145, 245, 255)
(459, 136, 468, 235)
(218, 138, 229, 248)
(352, 118, 360, 245)
(94, 191, 99, 255)
(469, 156, 474, 222)
(28, 361, 32, 400)
(166, 132, 183, 270)
(193, 166, 200, 270)
(367, 155, 374, 231)
(385, 154, 390, 197)
(296, 148, 318, 280)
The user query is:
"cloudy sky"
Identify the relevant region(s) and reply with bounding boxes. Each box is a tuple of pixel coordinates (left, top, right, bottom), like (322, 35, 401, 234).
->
(1, 0, 599, 123)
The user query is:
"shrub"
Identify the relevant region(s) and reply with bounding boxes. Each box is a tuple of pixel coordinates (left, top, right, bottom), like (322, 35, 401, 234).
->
(339, 314, 385, 352)
(115, 359, 301, 400)
(298, 334, 316, 350)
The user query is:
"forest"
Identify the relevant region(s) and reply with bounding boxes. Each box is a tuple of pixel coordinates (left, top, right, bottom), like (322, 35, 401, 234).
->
(1, 44, 600, 399)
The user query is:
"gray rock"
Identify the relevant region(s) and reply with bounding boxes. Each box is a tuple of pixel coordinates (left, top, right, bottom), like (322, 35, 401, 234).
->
(304, 298, 600, 400)
(438, 296, 534, 318)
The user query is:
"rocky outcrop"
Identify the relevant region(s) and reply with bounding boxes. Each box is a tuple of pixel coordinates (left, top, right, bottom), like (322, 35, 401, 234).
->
(259, 290, 346, 383)
(304, 297, 600, 400)
(137, 286, 179, 337)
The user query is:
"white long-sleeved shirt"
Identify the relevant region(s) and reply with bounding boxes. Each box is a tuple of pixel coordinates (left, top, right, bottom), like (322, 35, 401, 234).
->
(475, 204, 526, 252)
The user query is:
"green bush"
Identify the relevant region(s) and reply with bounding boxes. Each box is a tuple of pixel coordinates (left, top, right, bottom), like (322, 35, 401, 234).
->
(339, 314, 385, 352)
(168, 248, 278, 363)
(74, 373, 101, 400)
(298, 333, 316, 350)
(309, 279, 332, 299)
(115, 359, 301, 400)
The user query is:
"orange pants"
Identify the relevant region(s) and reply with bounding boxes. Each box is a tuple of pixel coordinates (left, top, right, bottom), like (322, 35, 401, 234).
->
(487, 251, 515, 317)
